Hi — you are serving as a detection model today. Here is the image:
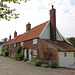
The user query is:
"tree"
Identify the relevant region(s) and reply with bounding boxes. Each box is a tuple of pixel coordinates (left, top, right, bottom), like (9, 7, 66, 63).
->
(0, 0, 30, 21)
(1, 38, 8, 42)
(67, 37, 75, 47)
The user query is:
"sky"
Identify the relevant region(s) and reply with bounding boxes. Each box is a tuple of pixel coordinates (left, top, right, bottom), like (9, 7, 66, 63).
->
(0, 0, 75, 41)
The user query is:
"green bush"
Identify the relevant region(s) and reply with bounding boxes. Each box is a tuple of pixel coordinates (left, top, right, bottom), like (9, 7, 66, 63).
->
(48, 61, 57, 68)
(24, 58, 28, 61)
(4, 51, 9, 57)
(34, 59, 42, 66)
(0, 52, 3, 56)
(41, 64, 49, 68)
(14, 54, 23, 61)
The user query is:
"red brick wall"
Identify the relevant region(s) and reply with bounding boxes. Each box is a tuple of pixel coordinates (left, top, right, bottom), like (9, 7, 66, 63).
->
(50, 5, 56, 41)
(37, 39, 58, 63)
(26, 23, 31, 32)
(8, 38, 58, 63)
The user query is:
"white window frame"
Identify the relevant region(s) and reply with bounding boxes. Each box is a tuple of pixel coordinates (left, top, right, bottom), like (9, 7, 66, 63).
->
(9, 45, 10, 47)
(14, 44, 16, 47)
(33, 39, 37, 44)
(33, 50, 37, 56)
(21, 42, 24, 46)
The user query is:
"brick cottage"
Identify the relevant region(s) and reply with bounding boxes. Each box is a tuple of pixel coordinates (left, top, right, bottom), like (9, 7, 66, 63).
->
(6, 5, 75, 68)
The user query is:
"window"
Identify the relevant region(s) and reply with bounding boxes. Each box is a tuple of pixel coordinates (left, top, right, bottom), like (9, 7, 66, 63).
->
(14, 44, 16, 47)
(64, 52, 67, 57)
(14, 50, 15, 54)
(9, 45, 10, 47)
(21, 42, 23, 46)
(33, 50, 37, 56)
(33, 39, 37, 44)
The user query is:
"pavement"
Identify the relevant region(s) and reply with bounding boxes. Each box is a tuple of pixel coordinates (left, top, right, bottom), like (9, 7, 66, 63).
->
(0, 56, 75, 75)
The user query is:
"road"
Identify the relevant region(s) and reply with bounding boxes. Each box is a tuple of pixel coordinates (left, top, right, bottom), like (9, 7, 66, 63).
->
(0, 56, 75, 75)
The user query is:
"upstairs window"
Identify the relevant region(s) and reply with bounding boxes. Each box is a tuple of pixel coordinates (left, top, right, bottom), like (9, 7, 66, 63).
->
(21, 42, 23, 46)
(14, 44, 16, 47)
(33, 39, 37, 44)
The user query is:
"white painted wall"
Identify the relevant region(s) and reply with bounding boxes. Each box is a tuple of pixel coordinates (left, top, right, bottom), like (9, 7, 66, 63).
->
(29, 49, 31, 61)
(0, 43, 5, 53)
(58, 52, 75, 67)
(39, 21, 72, 45)
(39, 21, 50, 39)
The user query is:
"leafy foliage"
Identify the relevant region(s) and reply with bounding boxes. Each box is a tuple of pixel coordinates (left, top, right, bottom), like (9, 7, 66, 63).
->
(16, 44, 22, 54)
(14, 54, 23, 61)
(48, 61, 57, 68)
(34, 59, 42, 66)
(0, 0, 30, 20)
(67, 37, 75, 46)
(14, 44, 23, 61)
(24, 57, 28, 61)
(2, 46, 9, 56)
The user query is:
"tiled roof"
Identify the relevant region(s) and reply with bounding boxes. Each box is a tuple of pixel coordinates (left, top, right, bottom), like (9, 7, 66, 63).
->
(9, 21, 49, 44)
(44, 39, 75, 51)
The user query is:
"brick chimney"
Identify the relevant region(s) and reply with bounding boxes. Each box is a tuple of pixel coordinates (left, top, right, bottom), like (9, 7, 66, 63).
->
(50, 5, 56, 41)
(26, 22, 31, 32)
(9, 34, 11, 41)
(14, 31, 17, 38)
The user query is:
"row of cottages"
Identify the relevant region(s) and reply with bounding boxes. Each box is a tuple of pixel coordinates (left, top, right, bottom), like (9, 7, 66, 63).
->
(6, 5, 75, 68)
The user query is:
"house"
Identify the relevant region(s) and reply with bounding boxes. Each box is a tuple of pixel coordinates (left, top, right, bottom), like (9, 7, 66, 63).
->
(0, 43, 6, 54)
(6, 5, 75, 68)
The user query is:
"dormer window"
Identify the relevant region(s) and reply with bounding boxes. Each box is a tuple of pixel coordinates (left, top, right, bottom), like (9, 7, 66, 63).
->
(14, 44, 16, 47)
(21, 42, 23, 46)
(33, 39, 37, 44)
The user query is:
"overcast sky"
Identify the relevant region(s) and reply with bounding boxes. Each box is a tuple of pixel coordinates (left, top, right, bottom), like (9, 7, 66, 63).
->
(0, 0, 75, 41)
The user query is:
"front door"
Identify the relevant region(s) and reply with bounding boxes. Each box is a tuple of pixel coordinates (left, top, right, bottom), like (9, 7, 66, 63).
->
(28, 49, 31, 61)
(24, 49, 27, 58)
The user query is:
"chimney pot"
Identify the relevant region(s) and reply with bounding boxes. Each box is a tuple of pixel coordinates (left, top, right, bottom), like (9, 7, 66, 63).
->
(26, 22, 31, 32)
(9, 34, 11, 41)
(52, 5, 54, 9)
(14, 31, 17, 38)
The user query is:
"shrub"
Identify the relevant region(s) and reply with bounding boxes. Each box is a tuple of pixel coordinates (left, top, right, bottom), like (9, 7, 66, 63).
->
(24, 58, 28, 61)
(34, 59, 42, 66)
(0, 52, 3, 56)
(48, 61, 57, 68)
(14, 54, 23, 61)
(4, 51, 9, 57)
(41, 64, 49, 68)
(16, 44, 22, 54)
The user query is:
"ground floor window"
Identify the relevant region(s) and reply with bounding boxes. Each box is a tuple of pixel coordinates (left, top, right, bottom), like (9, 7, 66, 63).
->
(32, 50, 37, 58)
(14, 50, 15, 54)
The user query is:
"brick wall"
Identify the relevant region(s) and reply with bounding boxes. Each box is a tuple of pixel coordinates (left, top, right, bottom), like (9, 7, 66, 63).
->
(8, 38, 58, 63)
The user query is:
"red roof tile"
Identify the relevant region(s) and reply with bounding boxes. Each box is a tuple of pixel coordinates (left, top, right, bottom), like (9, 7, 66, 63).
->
(44, 39, 75, 51)
(9, 21, 49, 44)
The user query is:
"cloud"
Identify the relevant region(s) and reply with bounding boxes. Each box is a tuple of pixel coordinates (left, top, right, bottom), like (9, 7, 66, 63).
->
(0, 0, 75, 40)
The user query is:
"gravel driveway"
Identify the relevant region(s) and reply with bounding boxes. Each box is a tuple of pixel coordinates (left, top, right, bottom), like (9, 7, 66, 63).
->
(0, 56, 75, 75)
